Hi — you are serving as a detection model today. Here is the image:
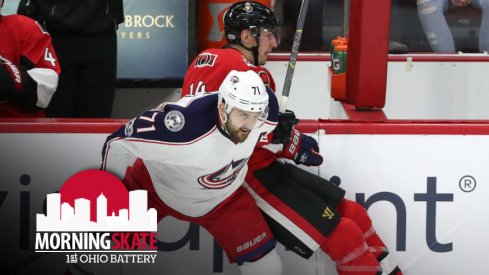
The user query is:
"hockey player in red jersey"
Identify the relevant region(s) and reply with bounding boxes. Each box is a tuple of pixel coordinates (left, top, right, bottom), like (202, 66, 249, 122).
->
(0, 0, 60, 117)
(103, 70, 283, 275)
(182, 2, 402, 274)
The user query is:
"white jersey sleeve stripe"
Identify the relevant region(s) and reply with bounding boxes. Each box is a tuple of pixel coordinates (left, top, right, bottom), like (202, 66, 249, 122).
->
(27, 68, 58, 108)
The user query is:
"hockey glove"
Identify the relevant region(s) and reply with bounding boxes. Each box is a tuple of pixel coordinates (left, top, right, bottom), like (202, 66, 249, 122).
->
(278, 128, 324, 166)
(271, 110, 299, 144)
(0, 55, 24, 99)
(0, 55, 37, 106)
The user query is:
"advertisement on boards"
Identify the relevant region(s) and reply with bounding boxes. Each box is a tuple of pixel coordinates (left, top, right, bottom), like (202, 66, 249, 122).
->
(318, 134, 489, 275)
(1, 130, 488, 274)
(0, 133, 328, 275)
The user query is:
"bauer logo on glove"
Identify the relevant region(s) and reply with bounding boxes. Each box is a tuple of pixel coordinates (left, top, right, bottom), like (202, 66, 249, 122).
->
(0, 55, 24, 93)
(279, 128, 324, 166)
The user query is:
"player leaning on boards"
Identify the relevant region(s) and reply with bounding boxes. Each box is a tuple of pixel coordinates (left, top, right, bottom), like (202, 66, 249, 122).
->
(181, 1, 402, 274)
(0, 0, 60, 117)
(103, 70, 283, 275)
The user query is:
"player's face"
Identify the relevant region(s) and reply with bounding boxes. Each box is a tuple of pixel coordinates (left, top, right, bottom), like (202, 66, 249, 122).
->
(225, 108, 262, 143)
(257, 27, 279, 65)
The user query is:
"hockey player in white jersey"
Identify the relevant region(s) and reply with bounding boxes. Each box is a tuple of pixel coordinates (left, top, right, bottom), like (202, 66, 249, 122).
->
(102, 70, 283, 275)
(181, 3, 403, 274)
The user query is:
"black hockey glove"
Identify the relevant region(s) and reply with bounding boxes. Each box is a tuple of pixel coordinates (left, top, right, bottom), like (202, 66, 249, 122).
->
(0, 55, 37, 106)
(271, 110, 299, 144)
(0, 55, 23, 100)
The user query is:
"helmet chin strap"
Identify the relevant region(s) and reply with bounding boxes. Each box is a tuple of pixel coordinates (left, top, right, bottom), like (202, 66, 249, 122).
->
(239, 40, 260, 66)
(218, 103, 230, 133)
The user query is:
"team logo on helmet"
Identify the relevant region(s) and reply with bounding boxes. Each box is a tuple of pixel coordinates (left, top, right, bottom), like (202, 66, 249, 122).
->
(198, 158, 248, 189)
(195, 53, 218, 68)
(230, 75, 240, 84)
(244, 2, 253, 12)
(164, 110, 185, 132)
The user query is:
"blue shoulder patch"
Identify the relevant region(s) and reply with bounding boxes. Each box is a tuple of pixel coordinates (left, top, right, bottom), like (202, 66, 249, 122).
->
(107, 94, 219, 145)
(157, 94, 219, 142)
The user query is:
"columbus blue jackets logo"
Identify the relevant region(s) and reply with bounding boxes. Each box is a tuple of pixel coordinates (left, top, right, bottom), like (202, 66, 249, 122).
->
(231, 75, 240, 84)
(198, 158, 248, 189)
(195, 53, 218, 68)
(164, 110, 185, 132)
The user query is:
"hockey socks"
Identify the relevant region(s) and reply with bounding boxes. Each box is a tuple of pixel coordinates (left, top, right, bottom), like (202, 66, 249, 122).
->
(320, 219, 381, 275)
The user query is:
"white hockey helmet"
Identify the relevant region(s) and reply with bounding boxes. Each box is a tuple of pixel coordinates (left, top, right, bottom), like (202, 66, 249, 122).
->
(218, 70, 269, 114)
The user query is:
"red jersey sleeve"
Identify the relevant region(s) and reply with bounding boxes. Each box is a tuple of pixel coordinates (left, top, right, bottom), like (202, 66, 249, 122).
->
(18, 16, 60, 75)
(0, 15, 60, 117)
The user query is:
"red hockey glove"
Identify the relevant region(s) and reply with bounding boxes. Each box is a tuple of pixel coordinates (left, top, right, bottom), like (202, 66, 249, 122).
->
(278, 128, 324, 166)
(0, 55, 23, 99)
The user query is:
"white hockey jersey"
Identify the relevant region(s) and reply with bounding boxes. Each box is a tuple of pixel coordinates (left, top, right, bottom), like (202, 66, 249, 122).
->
(102, 92, 279, 217)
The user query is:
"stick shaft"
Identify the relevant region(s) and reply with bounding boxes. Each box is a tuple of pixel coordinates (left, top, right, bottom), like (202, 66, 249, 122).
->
(280, 0, 310, 112)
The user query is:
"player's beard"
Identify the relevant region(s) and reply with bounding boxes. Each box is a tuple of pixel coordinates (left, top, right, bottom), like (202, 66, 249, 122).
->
(225, 118, 251, 144)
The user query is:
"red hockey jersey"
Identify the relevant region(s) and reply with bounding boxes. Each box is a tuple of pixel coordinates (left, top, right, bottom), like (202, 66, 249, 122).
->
(0, 15, 60, 117)
(182, 48, 276, 95)
(182, 48, 278, 170)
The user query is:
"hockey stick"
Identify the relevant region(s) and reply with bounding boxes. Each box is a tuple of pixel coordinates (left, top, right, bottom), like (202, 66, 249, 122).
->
(280, 0, 310, 113)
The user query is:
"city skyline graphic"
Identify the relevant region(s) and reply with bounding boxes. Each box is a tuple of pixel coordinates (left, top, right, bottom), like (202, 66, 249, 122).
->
(37, 190, 157, 232)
